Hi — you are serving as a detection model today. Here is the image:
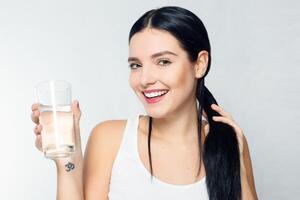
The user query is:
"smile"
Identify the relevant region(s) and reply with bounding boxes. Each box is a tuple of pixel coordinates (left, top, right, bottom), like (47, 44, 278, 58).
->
(142, 90, 169, 104)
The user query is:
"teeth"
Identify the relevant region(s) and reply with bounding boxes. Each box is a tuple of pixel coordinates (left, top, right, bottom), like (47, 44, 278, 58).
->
(144, 90, 168, 98)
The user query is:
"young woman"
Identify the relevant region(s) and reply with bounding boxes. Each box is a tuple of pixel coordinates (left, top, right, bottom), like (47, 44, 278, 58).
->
(31, 6, 258, 200)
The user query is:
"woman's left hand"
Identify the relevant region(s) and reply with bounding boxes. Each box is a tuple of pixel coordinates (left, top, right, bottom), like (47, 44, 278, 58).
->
(211, 104, 258, 199)
(210, 104, 245, 159)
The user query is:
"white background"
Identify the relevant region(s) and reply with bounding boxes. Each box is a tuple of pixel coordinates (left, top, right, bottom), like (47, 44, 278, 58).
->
(0, 0, 299, 199)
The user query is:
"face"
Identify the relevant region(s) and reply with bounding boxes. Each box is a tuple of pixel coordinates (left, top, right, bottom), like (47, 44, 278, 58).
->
(128, 28, 199, 118)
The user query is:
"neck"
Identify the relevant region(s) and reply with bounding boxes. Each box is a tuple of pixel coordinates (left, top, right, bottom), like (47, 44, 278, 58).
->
(151, 99, 206, 143)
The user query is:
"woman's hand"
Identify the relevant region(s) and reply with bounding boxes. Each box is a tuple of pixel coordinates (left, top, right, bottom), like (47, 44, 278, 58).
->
(31, 100, 83, 165)
(211, 104, 258, 199)
(32, 101, 84, 200)
(210, 104, 245, 159)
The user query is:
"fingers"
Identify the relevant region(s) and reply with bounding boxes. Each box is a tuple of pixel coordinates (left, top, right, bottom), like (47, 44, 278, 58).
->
(211, 104, 233, 120)
(72, 99, 81, 122)
(32, 103, 43, 152)
(212, 116, 240, 132)
(211, 104, 242, 133)
(31, 103, 40, 124)
(35, 135, 43, 152)
(32, 100, 82, 153)
(207, 104, 245, 157)
(31, 110, 40, 124)
(34, 124, 42, 136)
(31, 103, 39, 111)
(71, 100, 82, 148)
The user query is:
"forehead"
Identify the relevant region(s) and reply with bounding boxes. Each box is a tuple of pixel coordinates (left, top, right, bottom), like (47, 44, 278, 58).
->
(129, 28, 183, 56)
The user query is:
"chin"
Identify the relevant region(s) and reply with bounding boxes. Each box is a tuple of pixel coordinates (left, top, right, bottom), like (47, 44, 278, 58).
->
(143, 106, 174, 119)
(143, 108, 166, 119)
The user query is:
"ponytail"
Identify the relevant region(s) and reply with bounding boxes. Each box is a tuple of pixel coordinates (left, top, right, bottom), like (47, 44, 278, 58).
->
(129, 5, 242, 199)
(196, 78, 242, 200)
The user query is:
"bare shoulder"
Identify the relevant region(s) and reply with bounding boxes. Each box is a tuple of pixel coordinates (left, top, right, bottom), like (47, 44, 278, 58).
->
(85, 119, 127, 161)
(83, 119, 127, 199)
(90, 119, 127, 144)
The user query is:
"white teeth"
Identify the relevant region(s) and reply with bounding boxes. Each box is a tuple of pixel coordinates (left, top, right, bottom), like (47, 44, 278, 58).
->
(144, 90, 168, 98)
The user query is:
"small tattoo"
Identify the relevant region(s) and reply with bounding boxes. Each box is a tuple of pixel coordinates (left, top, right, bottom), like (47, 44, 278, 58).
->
(65, 162, 75, 172)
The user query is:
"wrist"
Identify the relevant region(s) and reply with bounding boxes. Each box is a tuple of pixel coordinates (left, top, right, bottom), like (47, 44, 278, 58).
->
(54, 153, 83, 172)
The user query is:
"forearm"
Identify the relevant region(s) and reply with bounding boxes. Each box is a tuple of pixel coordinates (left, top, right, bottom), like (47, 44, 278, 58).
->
(55, 155, 84, 200)
(240, 162, 258, 200)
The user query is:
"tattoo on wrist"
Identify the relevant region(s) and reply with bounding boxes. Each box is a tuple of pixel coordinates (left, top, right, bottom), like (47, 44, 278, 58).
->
(65, 162, 75, 172)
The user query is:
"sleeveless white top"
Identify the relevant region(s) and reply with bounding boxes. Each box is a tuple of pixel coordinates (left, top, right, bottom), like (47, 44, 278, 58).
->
(108, 115, 209, 200)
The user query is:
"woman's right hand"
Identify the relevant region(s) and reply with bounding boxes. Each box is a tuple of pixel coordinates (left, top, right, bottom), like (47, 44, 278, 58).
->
(31, 100, 83, 166)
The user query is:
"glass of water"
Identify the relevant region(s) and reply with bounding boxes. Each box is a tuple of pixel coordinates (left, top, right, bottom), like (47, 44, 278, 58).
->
(35, 80, 75, 159)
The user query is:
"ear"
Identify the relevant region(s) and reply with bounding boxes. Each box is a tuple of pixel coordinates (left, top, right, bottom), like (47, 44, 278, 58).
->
(194, 50, 209, 78)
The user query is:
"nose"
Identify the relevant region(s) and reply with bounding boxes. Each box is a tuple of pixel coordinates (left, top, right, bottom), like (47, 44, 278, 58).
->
(140, 65, 157, 88)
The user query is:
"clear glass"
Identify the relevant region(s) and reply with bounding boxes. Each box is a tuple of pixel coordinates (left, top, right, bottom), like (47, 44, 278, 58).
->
(35, 80, 75, 159)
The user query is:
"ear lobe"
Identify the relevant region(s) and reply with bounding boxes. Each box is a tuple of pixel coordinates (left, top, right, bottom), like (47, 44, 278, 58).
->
(194, 65, 203, 78)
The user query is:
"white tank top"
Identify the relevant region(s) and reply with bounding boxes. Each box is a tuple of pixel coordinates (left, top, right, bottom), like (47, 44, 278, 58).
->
(108, 115, 209, 200)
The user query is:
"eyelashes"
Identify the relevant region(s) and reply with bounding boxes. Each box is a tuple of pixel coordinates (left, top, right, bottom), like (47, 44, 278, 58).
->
(128, 63, 141, 69)
(128, 59, 172, 69)
(158, 59, 171, 66)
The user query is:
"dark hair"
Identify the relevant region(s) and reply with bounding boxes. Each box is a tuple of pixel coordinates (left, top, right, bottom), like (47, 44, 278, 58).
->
(129, 6, 241, 200)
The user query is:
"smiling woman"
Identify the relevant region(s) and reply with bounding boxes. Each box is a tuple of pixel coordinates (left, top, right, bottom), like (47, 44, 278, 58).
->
(109, 6, 256, 200)
(125, 6, 257, 200)
(31, 5, 258, 200)
(128, 28, 200, 119)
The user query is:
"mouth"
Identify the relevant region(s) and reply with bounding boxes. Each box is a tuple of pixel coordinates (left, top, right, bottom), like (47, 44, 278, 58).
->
(142, 90, 169, 104)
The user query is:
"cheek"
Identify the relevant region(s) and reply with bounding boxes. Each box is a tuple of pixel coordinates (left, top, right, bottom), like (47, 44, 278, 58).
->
(167, 64, 194, 89)
(176, 68, 188, 86)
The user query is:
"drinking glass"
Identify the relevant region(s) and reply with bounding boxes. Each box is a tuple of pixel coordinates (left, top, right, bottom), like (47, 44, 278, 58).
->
(35, 80, 75, 159)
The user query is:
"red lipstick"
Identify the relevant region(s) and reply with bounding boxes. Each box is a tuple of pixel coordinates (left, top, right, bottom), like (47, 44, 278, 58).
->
(142, 89, 169, 104)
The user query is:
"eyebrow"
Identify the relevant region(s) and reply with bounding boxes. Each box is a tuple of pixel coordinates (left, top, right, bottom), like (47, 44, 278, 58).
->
(127, 50, 178, 62)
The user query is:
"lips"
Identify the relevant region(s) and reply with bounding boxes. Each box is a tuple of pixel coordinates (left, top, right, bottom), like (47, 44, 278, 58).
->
(143, 91, 168, 98)
(143, 89, 169, 93)
(142, 90, 169, 104)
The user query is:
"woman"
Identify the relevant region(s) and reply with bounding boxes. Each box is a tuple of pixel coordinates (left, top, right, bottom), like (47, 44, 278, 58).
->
(31, 6, 258, 200)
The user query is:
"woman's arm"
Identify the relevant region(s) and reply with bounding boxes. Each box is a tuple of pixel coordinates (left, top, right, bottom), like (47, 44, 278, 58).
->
(240, 136, 259, 200)
(55, 155, 84, 200)
(32, 101, 85, 200)
(210, 104, 258, 200)
(54, 101, 85, 200)
(83, 120, 126, 200)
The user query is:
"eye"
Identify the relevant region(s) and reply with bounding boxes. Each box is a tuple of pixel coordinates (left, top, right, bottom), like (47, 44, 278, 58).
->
(158, 59, 171, 66)
(128, 63, 141, 69)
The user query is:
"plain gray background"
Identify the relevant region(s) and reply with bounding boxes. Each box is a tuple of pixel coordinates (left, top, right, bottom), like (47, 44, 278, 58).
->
(0, 0, 299, 199)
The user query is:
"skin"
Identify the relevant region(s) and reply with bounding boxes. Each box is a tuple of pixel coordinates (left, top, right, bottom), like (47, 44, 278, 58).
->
(31, 27, 258, 199)
(128, 28, 208, 183)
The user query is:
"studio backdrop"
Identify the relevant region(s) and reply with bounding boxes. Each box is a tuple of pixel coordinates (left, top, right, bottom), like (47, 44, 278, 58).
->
(0, 0, 299, 199)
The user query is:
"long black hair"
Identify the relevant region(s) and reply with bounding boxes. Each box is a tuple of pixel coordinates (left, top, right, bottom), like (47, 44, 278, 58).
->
(128, 6, 241, 200)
